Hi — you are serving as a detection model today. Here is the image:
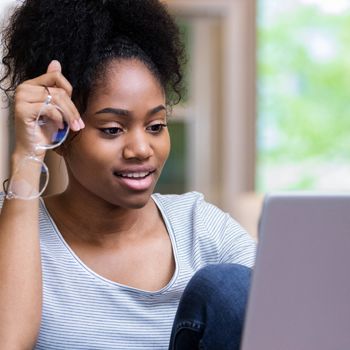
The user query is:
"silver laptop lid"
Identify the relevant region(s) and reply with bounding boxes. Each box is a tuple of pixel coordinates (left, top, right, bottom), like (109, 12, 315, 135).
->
(241, 193, 350, 350)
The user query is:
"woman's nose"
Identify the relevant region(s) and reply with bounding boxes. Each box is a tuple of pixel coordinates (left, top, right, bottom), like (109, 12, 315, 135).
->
(122, 130, 153, 160)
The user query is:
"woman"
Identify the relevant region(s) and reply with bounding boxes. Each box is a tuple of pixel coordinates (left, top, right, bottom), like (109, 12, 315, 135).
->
(0, 1, 256, 349)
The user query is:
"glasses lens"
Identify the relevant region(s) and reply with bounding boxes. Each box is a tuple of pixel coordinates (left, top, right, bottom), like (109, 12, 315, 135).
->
(35, 103, 70, 150)
(7, 157, 49, 200)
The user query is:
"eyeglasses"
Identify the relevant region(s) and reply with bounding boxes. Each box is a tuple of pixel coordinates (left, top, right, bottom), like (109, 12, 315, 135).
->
(4, 98, 70, 200)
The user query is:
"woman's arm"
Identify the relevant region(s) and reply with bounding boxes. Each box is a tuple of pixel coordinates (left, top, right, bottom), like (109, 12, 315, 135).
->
(0, 60, 83, 349)
(0, 194, 42, 349)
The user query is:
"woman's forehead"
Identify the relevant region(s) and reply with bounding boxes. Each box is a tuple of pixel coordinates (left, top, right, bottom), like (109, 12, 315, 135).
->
(99, 59, 163, 88)
(89, 60, 165, 102)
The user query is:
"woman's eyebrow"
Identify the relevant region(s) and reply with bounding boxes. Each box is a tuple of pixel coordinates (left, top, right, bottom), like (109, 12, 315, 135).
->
(95, 108, 130, 117)
(94, 105, 166, 117)
(148, 105, 166, 116)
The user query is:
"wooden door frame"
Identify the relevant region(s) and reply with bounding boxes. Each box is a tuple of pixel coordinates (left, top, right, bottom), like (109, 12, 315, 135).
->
(167, 0, 257, 213)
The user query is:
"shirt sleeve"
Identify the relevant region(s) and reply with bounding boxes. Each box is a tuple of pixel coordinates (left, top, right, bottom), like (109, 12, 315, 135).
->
(197, 195, 257, 268)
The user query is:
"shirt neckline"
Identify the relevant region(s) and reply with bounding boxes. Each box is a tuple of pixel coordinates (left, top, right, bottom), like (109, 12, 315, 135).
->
(39, 194, 179, 296)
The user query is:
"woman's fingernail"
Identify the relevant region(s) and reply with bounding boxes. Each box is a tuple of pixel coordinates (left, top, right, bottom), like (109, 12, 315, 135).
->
(79, 118, 85, 128)
(72, 119, 81, 131)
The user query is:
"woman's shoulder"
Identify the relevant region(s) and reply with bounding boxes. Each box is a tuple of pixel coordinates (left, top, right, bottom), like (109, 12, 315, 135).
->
(152, 191, 206, 215)
(152, 191, 229, 225)
(152, 191, 204, 205)
(153, 192, 256, 267)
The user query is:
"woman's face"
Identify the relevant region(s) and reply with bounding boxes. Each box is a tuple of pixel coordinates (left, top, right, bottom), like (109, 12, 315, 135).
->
(64, 59, 170, 209)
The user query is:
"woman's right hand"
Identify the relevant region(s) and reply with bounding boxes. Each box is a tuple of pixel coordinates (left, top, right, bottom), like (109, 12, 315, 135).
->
(12, 60, 84, 161)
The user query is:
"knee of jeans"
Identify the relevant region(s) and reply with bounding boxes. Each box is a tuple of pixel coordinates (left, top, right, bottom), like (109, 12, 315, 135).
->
(189, 264, 252, 299)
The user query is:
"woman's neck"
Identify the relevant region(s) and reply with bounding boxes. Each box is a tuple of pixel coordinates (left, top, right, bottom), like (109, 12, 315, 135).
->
(43, 187, 158, 248)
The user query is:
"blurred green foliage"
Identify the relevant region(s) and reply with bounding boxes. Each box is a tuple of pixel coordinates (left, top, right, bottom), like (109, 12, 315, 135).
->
(155, 19, 191, 194)
(257, 1, 350, 191)
(155, 120, 187, 194)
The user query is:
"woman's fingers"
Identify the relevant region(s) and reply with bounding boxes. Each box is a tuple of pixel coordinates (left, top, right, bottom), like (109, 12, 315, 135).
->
(16, 102, 63, 128)
(25, 69, 73, 97)
(14, 101, 67, 154)
(23, 60, 83, 128)
(47, 87, 82, 129)
(16, 80, 83, 132)
(46, 60, 61, 74)
(13, 60, 84, 156)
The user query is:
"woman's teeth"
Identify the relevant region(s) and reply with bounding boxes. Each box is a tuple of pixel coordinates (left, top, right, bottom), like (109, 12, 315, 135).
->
(118, 172, 150, 179)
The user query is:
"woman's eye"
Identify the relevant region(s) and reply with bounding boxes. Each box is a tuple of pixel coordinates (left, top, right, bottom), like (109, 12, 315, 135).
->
(147, 123, 167, 133)
(100, 127, 123, 136)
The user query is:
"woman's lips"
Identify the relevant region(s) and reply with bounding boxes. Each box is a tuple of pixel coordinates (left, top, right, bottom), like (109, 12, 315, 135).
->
(114, 170, 155, 191)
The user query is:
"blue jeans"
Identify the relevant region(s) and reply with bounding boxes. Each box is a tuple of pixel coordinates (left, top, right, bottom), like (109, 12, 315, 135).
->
(169, 264, 252, 350)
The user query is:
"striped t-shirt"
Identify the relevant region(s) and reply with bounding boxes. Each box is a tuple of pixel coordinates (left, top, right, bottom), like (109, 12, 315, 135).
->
(1, 191, 256, 349)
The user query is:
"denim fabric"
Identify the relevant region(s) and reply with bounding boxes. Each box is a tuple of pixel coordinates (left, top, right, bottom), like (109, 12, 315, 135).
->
(169, 264, 252, 350)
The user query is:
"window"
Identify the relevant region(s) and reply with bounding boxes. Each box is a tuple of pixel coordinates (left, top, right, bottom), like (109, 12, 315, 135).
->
(156, 118, 188, 194)
(257, 0, 350, 191)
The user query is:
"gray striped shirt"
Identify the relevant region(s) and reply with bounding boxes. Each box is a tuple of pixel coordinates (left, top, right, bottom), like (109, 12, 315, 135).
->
(1, 191, 256, 349)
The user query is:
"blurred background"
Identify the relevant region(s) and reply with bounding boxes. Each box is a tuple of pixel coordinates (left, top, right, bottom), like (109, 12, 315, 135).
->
(1, 0, 350, 238)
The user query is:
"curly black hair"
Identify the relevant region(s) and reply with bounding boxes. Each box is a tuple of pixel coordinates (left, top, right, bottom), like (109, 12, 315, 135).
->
(0, 0, 185, 110)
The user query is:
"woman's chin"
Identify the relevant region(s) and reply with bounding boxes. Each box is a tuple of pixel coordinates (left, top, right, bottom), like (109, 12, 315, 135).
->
(105, 189, 155, 210)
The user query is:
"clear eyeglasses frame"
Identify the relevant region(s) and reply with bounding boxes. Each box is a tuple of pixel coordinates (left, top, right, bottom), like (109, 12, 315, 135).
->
(4, 91, 70, 200)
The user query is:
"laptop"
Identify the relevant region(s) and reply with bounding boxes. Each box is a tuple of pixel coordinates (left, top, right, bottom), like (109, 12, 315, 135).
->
(241, 193, 350, 350)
